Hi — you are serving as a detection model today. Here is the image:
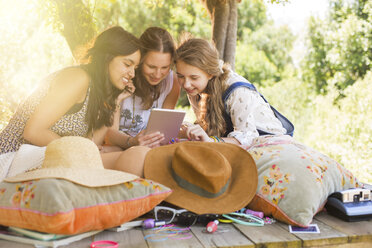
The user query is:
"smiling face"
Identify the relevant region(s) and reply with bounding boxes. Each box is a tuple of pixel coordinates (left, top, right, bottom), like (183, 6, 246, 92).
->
(108, 50, 141, 90)
(176, 60, 212, 96)
(142, 51, 172, 86)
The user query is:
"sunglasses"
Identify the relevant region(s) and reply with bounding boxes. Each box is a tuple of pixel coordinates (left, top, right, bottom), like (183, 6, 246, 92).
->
(154, 206, 219, 227)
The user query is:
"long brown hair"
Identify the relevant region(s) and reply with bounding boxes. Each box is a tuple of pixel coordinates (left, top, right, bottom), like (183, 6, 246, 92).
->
(134, 27, 175, 109)
(175, 38, 230, 136)
(81, 26, 140, 132)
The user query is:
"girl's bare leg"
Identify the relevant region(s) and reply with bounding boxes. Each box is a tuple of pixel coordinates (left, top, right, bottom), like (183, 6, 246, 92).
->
(101, 146, 151, 177)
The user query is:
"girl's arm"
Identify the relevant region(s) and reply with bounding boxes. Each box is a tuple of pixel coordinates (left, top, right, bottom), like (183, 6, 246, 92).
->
(162, 71, 181, 109)
(181, 123, 241, 144)
(224, 87, 262, 146)
(23, 67, 90, 146)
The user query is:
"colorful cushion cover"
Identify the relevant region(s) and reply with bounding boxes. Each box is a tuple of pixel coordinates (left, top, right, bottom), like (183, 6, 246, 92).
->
(0, 178, 171, 234)
(243, 135, 361, 227)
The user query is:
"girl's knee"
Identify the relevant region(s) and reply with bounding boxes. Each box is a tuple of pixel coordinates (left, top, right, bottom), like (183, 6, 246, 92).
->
(115, 146, 151, 177)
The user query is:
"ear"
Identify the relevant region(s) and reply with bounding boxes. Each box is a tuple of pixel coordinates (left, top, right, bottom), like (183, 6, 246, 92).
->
(208, 74, 213, 80)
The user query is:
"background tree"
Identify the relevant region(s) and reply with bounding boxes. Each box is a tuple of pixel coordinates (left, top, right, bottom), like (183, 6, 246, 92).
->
(301, 0, 371, 98)
(198, 0, 288, 69)
(43, 0, 97, 59)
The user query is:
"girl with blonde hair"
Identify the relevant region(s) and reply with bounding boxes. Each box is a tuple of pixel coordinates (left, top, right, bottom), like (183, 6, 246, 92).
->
(175, 38, 292, 145)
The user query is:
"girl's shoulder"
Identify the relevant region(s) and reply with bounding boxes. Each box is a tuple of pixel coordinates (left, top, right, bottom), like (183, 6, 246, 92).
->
(225, 71, 249, 86)
(52, 66, 90, 88)
(48, 66, 90, 101)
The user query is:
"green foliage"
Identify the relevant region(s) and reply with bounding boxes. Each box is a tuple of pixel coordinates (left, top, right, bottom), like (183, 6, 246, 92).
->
(301, 0, 371, 96)
(304, 72, 372, 183)
(245, 22, 295, 80)
(93, 0, 210, 41)
(41, 0, 97, 56)
(237, 0, 267, 37)
(235, 0, 295, 86)
(262, 72, 372, 183)
(235, 42, 277, 85)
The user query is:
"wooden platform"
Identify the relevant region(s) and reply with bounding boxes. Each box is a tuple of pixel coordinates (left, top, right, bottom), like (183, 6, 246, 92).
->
(0, 211, 371, 248)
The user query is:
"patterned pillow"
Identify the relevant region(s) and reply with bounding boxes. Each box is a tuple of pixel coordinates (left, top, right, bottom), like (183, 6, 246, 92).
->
(243, 135, 361, 227)
(0, 178, 171, 234)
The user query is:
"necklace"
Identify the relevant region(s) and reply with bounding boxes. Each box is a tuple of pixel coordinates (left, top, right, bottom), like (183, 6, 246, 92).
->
(132, 95, 135, 124)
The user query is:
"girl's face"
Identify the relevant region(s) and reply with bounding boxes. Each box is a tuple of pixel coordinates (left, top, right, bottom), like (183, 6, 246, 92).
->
(176, 60, 212, 96)
(108, 50, 141, 90)
(142, 51, 172, 86)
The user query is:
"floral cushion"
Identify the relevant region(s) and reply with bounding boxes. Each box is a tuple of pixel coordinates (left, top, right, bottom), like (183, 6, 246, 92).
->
(243, 135, 361, 227)
(0, 178, 171, 234)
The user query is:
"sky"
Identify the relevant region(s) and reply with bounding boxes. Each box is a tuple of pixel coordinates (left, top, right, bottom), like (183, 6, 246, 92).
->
(266, 0, 328, 35)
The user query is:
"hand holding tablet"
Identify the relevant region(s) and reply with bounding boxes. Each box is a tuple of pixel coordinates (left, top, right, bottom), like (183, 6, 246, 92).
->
(145, 108, 186, 145)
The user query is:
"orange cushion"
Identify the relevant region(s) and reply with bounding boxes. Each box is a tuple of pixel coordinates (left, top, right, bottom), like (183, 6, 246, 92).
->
(0, 178, 171, 234)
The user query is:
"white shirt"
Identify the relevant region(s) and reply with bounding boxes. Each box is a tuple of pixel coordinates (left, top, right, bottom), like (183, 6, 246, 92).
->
(224, 71, 286, 145)
(188, 71, 286, 146)
(119, 71, 174, 136)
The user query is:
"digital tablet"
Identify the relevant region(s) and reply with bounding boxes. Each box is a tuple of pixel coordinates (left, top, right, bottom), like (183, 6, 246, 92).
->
(145, 108, 186, 145)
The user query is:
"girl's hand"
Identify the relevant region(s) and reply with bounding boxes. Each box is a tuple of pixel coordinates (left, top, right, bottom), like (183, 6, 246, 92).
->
(178, 121, 193, 138)
(183, 123, 214, 142)
(117, 81, 135, 103)
(130, 130, 165, 148)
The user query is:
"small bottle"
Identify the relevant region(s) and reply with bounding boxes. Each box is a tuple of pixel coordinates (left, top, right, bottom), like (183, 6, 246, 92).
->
(206, 220, 219, 233)
(245, 209, 264, 219)
(142, 219, 166, 229)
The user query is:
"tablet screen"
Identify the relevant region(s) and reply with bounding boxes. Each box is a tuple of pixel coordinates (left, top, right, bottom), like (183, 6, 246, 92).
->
(145, 108, 186, 145)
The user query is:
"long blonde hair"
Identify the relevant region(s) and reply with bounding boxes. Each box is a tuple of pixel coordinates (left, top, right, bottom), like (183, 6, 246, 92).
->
(176, 38, 230, 136)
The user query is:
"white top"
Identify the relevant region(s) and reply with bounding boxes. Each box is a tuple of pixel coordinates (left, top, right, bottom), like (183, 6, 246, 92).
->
(118, 71, 174, 136)
(188, 71, 286, 146)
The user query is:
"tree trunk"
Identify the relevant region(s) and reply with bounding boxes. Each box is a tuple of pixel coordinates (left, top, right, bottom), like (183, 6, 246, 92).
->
(224, 0, 237, 69)
(51, 0, 96, 59)
(200, 0, 237, 70)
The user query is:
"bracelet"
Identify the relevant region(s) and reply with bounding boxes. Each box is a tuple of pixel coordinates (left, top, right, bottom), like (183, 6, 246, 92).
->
(210, 136, 225, 143)
(221, 213, 264, 226)
(91, 240, 118, 248)
(216, 136, 225, 143)
(126, 136, 132, 148)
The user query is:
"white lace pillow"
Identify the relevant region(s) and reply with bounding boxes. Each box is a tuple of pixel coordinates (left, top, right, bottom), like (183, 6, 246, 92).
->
(7, 144, 46, 177)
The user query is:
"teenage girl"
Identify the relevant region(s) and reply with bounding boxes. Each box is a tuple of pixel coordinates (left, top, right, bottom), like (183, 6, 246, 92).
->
(105, 27, 180, 151)
(0, 26, 149, 178)
(175, 38, 288, 146)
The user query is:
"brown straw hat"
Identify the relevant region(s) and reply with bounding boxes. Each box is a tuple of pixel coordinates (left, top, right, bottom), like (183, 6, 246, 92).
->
(144, 142, 257, 214)
(5, 136, 138, 187)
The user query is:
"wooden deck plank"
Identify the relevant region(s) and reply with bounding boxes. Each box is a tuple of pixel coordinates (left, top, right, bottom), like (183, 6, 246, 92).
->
(276, 219, 348, 247)
(190, 223, 255, 248)
(233, 222, 302, 248)
(93, 228, 148, 248)
(143, 225, 203, 248)
(0, 212, 371, 247)
(58, 234, 94, 248)
(315, 211, 372, 244)
(0, 239, 32, 248)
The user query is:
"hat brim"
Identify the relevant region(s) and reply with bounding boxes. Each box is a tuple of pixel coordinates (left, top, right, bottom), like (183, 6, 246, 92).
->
(4, 168, 138, 187)
(144, 141, 257, 214)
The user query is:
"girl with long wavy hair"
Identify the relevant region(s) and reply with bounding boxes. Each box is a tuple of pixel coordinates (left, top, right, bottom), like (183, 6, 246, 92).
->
(175, 38, 288, 145)
(0, 26, 150, 178)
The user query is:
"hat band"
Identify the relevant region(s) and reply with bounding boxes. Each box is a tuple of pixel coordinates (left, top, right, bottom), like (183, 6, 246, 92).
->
(171, 168, 230, 199)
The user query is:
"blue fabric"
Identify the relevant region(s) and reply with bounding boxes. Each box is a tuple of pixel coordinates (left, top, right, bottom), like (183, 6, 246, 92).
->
(222, 82, 294, 137)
